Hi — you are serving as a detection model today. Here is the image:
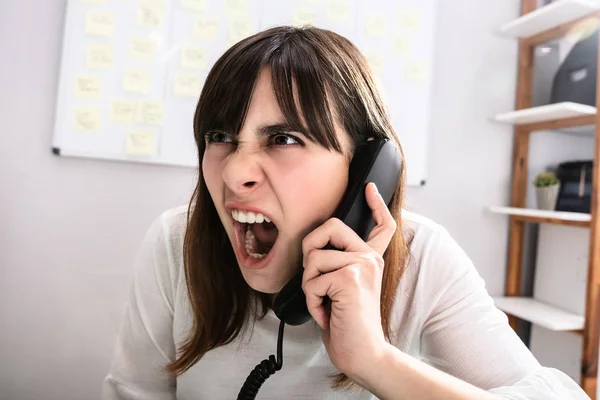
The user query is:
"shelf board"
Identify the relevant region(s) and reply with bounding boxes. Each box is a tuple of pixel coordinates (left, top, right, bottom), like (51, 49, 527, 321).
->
(489, 206, 591, 227)
(494, 102, 597, 127)
(498, 0, 600, 39)
(493, 296, 584, 331)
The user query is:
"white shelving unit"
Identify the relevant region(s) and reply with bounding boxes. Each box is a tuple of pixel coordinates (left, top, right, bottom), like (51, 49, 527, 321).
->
(489, 206, 591, 222)
(493, 297, 585, 331)
(494, 102, 597, 125)
(498, 0, 600, 38)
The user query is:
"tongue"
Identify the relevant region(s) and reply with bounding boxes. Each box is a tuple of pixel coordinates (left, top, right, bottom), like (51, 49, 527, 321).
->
(250, 222, 278, 248)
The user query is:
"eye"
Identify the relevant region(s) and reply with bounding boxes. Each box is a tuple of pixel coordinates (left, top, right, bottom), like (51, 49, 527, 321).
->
(205, 131, 234, 144)
(270, 133, 302, 146)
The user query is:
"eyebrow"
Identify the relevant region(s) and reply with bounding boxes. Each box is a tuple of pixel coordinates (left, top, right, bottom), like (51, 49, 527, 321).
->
(258, 122, 302, 137)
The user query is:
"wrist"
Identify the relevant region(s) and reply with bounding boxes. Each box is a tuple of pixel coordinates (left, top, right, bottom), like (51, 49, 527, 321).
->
(345, 341, 397, 391)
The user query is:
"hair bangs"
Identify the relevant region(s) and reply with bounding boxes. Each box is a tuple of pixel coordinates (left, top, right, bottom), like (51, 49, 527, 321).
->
(269, 37, 342, 152)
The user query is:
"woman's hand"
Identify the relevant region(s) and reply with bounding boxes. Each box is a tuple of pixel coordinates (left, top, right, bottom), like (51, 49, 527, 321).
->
(301, 182, 397, 380)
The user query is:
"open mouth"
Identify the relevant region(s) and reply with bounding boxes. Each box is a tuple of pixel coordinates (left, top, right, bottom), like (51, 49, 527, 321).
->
(231, 209, 279, 264)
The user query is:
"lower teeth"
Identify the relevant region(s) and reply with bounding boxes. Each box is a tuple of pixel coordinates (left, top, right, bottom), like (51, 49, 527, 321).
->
(245, 229, 265, 259)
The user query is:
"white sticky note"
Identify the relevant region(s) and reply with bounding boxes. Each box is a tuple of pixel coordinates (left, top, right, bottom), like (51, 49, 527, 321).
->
(123, 68, 152, 94)
(326, 0, 350, 22)
(129, 38, 157, 61)
(193, 16, 219, 41)
(74, 75, 102, 99)
(109, 100, 137, 124)
(405, 60, 427, 83)
(125, 129, 155, 155)
(180, 45, 208, 69)
(137, 100, 164, 125)
(365, 14, 388, 38)
(227, 15, 255, 46)
(293, 7, 318, 26)
(137, 0, 165, 28)
(181, 0, 206, 12)
(391, 35, 411, 56)
(85, 11, 116, 38)
(73, 106, 101, 131)
(173, 71, 202, 98)
(86, 44, 115, 69)
(398, 9, 420, 31)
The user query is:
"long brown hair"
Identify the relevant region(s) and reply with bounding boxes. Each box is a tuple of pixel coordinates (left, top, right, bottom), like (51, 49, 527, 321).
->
(167, 25, 409, 390)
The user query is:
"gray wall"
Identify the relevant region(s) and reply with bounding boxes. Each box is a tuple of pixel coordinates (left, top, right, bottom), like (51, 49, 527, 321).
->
(1, 1, 524, 399)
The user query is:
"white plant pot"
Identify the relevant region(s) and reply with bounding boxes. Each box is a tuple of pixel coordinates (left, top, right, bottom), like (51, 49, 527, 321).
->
(535, 184, 560, 210)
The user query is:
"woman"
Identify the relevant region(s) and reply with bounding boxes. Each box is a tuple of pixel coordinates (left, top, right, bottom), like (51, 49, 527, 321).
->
(102, 26, 588, 399)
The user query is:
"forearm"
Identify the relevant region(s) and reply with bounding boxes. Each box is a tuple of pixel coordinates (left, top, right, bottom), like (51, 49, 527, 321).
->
(350, 344, 503, 400)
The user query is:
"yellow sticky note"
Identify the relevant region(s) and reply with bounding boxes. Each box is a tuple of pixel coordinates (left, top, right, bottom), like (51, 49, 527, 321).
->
(391, 35, 411, 56)
(180, 45, 208, 69)
(405, 60, 427, 83)
(109, 100, 137, 124)
(73, 106, 101, 131)
(137, 0, 165, 28)
(227, 15, 255, 46)
(130, 38, 157, 61)
(173, 71, 202, 97)
(293, 7, 318, 26)
(123, 68, 152, 94)
(365, 14, 388, 38)
(74, 75, 102, 99)
(125, 129, 155, 155)
(398, 9, 420, 31)
(86, 44, 115, 69)
(224, 0, 246, 12)
(181, 0, 206, 12)
(193, 16, 219, 41)
(326, 0, 350, 22)
(364, 51, 383, 74)
(137, 100, 164, 125)
(85, 11, 116, 38)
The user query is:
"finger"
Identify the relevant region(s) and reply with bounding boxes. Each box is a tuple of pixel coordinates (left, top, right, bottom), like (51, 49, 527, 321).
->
(302, 217, 369, 257)
(365, 182, 397, 255)
(303, 271, 338, 330)
(301, 249, 362, 289)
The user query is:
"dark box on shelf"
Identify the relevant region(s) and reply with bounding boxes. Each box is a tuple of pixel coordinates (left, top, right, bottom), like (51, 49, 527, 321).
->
(555, 160, 593, 213)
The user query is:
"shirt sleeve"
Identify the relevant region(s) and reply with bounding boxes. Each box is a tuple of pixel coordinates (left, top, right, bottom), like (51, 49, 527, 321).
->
(416, 226, 590, 399)
(102, 213, 179, 400)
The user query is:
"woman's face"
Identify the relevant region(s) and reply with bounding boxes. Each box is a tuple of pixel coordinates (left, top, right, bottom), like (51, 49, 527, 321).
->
(202, 68, 352, 294)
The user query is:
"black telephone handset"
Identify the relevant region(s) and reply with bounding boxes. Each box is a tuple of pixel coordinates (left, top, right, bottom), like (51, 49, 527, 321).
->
(273, 137, 402, 326)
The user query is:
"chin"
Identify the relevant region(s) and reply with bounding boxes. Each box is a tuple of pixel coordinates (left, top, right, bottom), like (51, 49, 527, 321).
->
(237, 257, 297, 295)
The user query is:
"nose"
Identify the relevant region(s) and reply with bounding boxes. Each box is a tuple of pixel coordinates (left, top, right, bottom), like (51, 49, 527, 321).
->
(222, 146, 265, 195)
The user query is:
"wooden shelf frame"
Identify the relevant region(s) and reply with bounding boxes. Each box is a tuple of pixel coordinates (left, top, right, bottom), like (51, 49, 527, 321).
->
(500, 0, 600, 398)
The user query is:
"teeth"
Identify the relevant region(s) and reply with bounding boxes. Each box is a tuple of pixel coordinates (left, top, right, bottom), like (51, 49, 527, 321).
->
(231, 209, 271, 224)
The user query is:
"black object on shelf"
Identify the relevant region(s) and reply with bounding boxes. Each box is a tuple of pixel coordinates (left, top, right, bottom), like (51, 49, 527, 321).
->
(550, 28, 599, 107)
(555, 160, 593, 213)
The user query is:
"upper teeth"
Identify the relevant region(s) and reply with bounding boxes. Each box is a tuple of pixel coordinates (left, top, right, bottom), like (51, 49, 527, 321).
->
(232, 209, 271, 224)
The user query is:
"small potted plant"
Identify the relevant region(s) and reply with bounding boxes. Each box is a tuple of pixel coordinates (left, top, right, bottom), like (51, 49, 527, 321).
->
(533, 171, 560, 210)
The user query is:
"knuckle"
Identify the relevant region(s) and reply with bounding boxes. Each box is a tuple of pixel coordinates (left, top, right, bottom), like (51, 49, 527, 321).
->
(342, 264, 361, 283)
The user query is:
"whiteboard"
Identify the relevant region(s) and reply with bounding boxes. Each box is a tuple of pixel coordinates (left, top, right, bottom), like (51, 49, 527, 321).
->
(52, 0, 437, 186)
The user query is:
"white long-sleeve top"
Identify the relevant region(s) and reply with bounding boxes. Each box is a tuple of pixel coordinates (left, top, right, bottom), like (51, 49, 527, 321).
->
(102, 205, 589, 399)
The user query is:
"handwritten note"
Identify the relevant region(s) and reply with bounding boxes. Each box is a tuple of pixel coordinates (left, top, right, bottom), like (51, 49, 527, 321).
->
(123, 68, 152, 94)
(85, 11, 116, 38)
(405, 60, 427, 83)
(125, 129, 155, 155)
(74, 75, 102, 99)
(391, 35, 411, 56)
(193, 16, 219, 41)
(109, 100, 137, 124)
(173, 71, 201, 97)
(180, 45, 207, 69)
(293, 7, 318, 26)
(365, 14, 388, 38)
(86, 44, 115, 69)
(181, 0, 206, 12)
(129, 38, 157, 61)
(398, 9, 420, 32)
(137, 100, 164, 125)
(137, 0, 165, 28)
(227, 15, 255, 46)
(326, 0, 350, 22)
(73, 106, 101, 131)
